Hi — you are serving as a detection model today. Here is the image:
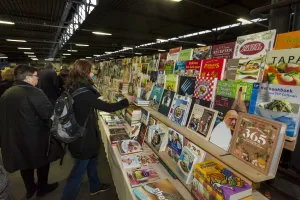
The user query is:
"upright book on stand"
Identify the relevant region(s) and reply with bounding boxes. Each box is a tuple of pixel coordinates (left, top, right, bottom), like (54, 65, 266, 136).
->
(168, 94, 192, 126)
(158, 89, 175, 117)
(149, 85, 164, 111)
(200, 58, 226, 80)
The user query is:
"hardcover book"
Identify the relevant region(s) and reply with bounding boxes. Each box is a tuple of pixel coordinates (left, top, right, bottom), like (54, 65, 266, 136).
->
(126, 167, 160, 187)
(177, 146, 200, 184)
(185, 60, 202, 77)
(142, 63, 149, 74)
(187, 104, 218, 140)
(110, 133, 130, 145)
(147, 54, 160, 75)
(167, 128, 184, 162)
(233, 30, 277, 82)
(193, 46, 212, 60)
(158, 52, 168, 71)
(194, 76, 218, 104)
(263, 48, 300, 86)
(109, 128, 127, 135)
(157, 70, 165, 88)
(211, 42, 236, 59)
(164, 60, 175, 74)
(186, 140, 206, 162)
(255, 83, 300, 137)
(174, 61, 186, 75)
(132, 179, 185, 200)
(274, 30, 300, 50)
(168, 94, 192, 126)
(149, 85, 164, 111)
(150, 71, 158, 83)
(117, 139, 143, 155)
(158, 89, 175, 117)
(137, 123, 148, 147)
(129, 123, 142, 138)
(225, 59, 239, 80)
(178, 76, 196, 97)
(167, 47, 182, 61)
(141, 108, 150, 125)
(164, 74, 179, 92)
(211, 81, 259, 151)
(200, 58, 226, 80)
(194, 160, 252, 200)
(230, 113, 287, 176)
(121, 155, 141, 168)
(178, 48, 193, 61)
(149, 123, 169, 152)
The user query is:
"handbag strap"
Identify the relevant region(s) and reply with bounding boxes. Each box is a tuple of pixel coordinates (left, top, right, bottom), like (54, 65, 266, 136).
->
(79, 108, 92, 153)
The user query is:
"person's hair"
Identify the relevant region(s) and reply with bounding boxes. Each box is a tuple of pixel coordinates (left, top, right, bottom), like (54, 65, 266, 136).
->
(1, 68, 14, 81)
(65, 60, 93, 90)
(45, 62, 55, 70)
(14, 65, 37, 81)
(59, 68, 69, 78)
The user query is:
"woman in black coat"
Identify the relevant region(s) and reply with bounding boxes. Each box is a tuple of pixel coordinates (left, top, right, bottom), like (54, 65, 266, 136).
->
(61, 60, 129, 200)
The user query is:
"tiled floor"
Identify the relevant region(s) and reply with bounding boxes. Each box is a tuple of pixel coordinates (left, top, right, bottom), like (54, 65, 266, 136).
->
(4, 141, 119, 200)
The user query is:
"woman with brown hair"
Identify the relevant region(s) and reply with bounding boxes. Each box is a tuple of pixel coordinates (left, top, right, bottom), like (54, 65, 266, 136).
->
(61, 60, 129, 200)
(0, 67, 14, 97)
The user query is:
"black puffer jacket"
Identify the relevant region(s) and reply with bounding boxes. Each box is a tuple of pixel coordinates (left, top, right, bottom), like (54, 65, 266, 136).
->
(68, 85, 129, 159)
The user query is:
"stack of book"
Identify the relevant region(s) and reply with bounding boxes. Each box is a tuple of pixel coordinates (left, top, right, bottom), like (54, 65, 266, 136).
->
(192, 160, 252, 200)
(102, 114, 125, 129)
(124, 105, 142, 126)
(119, 82, 129, 95)
(134, 98, 150, 106)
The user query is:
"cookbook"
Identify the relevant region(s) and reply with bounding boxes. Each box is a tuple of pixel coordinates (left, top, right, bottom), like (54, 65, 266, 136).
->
(167, 128, 184, 162)
(168, 94, 192, 126)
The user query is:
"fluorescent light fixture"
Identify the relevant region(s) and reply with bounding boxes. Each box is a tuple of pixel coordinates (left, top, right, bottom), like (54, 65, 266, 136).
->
(92, 31, 112, 36)
(86, 57, 92, 59)
(6, 39, 26, 42)
(123, 47, 133, 49)
(67, 50, 77, 52)
(105, 52, 112, 54)
(75, 44, 89, 47)
(0, 20, 14, 25)
(120, 55, 125, 57)
(197, 43, 206, 46)
(170, 0, 182, 1)
(94, 54, 100, 57)
(28, 55, 36, 57)
(24, 52, 34, 54)
(156, 39, 168, 42)
(135, 53, 142, 55)
(237, 18, 253, 24)
(18, 47, 31, 50)
(31, 58, 38, 60)
(158, 49, 166, 52)
(0, 57, 8, 59)
(63, 53, 71, 55)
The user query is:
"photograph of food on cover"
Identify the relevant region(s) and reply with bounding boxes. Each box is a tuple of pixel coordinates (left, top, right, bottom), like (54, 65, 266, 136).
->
(121, 140, 142, 153)
(189, 109, 214, 137)
(235, 57, 262, 82)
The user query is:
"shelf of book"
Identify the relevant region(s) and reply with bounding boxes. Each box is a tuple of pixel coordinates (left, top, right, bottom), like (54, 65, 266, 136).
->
(142, 106, 275, 184)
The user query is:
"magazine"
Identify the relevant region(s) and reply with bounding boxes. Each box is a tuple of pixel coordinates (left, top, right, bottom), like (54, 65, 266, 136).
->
(136, 153, 159, 166)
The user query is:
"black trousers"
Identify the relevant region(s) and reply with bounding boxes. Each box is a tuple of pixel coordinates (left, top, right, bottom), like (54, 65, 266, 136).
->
(20, 164, 50, 192)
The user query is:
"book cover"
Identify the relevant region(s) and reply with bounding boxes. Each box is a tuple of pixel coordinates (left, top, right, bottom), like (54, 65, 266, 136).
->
(149, 85, 164, 111)
(263, 48, 300, 86)
(191, 178, 211, 200)
(230, 113, 287, 175)
(177, 146, 200, 184)
(167, 128, 184, 162)
(137, 123, 148, 147)
(178, 76, 196, 97)
(158, 89, 175, 117)
(142, 63, 149, 74)
(109, 128, 127, 135)
(185, 60, 202, 77)
(164, 60, 175, 74)
(168, 94, 192, 126)
(157, 70, 165, 88)
(194, 76, 217, 103)
(194, 161, 252, 200)
(126, 167, 160, 187)
(255, 83, 300, 137)
(147, 125, 159, 144)
(164, 74, 179, 92)
(148, 116, 158, 126)
(174, 61, 186, 75)
(147, 54, 160, 75)
(132, 179, 185, 200)
(211, 42, 236, 59)
(193, 46, 212, 60)
(136, 153, 159, 166)
(167, 47, 182, 61)
(130, 123, 142, 138)
(185, 140, 206, 162)
(178, 48, 193, 61)
(224, 59, 239, 80)
(274, 30, 300, 50)
(233, 30, 277, 82)
(150, 71, 158, 83)
(211, 81, 259, 151)
(158, 52, 168, 71)
(200, 58, 226, 80)
(141, 108, 150, 125)
(121, 155, 141, 168)
(110, 133, 130, 145)
(150, 123, 169, 152)
(118, 139, 143, 155)
(187, 104, 218, 140)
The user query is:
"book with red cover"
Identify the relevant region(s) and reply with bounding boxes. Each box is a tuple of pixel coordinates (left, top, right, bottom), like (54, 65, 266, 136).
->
(185, 60, 202, 77)
(158, 52, 168, 70)
(200, 58, 226, 80)
(211, 42, 236, 59)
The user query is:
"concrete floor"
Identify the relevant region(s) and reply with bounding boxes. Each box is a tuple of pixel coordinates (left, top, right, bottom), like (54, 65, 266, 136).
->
(5, 141, 119, 200)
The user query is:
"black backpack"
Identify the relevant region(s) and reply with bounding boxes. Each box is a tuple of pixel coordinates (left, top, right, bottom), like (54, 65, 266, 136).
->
(50, 87, 91, 143)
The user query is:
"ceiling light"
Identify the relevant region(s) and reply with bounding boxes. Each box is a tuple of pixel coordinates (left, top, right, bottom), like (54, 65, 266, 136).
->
(92, 31, 112, 36)
(170, 0, 182, 2)
(156, 39, 168, 42)
(6, 39, 26, 42)
(67, 50, 77, 52)
(158, 49, 166, 52)
(94, 54, 100, 57)
(237, 18, 253, 24)
(197, 43, 206, 46)
(123, 47, 133, 49)
(63, 53, 71, 55)
(86, 57, 92, 59)
(75, 44, 89, 47)
(0, 20, 14, 25)
(28, 55, 36, 57)
(24, 52, 34, 54)
(105, 52, 112, 54)
(135, 53, 142, 55)
(0, 57, 8, 59)
(31, 58, 38, 60)
(18, 47, 31, 50)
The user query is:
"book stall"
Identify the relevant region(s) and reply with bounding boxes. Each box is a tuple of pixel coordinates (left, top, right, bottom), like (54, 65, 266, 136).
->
(94, 29, 300, 200)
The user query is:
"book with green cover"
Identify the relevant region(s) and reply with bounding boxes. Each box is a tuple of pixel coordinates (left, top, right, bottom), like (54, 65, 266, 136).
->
(178, 48, 193, 61)
(164, 74, 179, 92)
(164, 60, 175, 74)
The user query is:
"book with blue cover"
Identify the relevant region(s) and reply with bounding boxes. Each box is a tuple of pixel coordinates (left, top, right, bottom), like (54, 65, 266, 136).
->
(149, 85, 164, 111)
(167, 128, 184, 162)
(168, 94, 192, 126)
(174, 61, 186, 75)
(178, 76, 196, 97)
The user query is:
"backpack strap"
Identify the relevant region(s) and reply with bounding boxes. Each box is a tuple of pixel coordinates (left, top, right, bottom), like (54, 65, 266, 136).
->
(71, 87, 90, 98)
(79, 108, 92, 153)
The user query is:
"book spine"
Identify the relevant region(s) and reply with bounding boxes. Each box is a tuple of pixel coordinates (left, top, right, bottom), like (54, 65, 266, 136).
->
(248, 82, 259, 114)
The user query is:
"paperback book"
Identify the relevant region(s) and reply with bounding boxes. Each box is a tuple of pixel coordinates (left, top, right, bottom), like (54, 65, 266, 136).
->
(163, 60, 175, 74)
(129, 123, 142, 138)
(142, 63, 149, 74)
(230, 113, 287, 176)
(178, 48, 193, 61)
(168, 94, 192, 126)
(121, 155, 141, 168)
(211, 42, 236, 59)
(149, 123, 169, 152)
(233, 30, 277, 82)
(167, 47, 182, 61)
(187, 104, 218, 140)
(136, 153, 159, 166)
(126, 166, 160, 187)
(193, 76, 218, 106)
(141, 108, 150, 125)
(118, 139, 143, 155)
(174, 60, 186, 75)
(150, 71, 158, 83)
(185, 60, 202, 77)
(255, 83, 300, 137)
(193, 46, 212, 60)
(178, 76, 196, 97)
(109, 128, 127, 135)
(274, 30, 300, 50)
(110, 133, 130, 145)
(158, 89, 175, 117)
(167, 128, 184, 162)
(132, 179, 185, 200)
(224, 59, 239, 81)
(149, 85, 164, 111)
(158, 52, 168, 71)
(157, 70, 165, 88)
(200, 58, 226, 80)
(164, 74, 179, 92)
(185, 140, 206, 162)
(137, 123, 148, 147)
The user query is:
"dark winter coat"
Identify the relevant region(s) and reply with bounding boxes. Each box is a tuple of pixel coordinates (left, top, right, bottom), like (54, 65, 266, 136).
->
(0, 80, 13, 97)
(68, 84, 129, 160)
(0, 81, 56, 173)
(38, 69, 60, 105)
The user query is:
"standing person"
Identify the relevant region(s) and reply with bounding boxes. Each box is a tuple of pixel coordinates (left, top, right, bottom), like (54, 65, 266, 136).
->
(61, 60, 129, 200)
(38, 62, 60, 105)
(0, 68, 14, 97)
(0, 65, 60, 199)
(58, 66, 69, 95)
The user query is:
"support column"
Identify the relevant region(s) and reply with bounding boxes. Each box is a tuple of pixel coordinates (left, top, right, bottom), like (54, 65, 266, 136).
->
(293, 3, 300, 30)
(269, 0, 291, 33)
